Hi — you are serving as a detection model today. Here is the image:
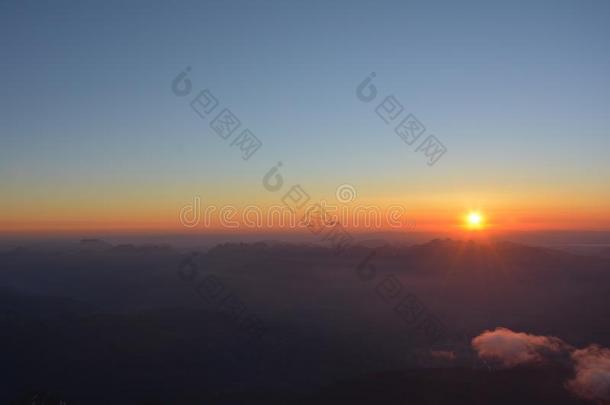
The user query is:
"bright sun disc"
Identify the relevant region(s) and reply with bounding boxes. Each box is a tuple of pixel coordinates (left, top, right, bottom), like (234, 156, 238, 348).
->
(465, 211, 484, 229)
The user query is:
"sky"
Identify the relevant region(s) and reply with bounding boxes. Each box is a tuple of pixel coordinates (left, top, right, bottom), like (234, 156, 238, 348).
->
(1, 0, 609, 236)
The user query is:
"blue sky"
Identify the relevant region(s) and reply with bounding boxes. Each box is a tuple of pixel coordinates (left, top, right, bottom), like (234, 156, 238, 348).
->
(1, 0, 609, 231)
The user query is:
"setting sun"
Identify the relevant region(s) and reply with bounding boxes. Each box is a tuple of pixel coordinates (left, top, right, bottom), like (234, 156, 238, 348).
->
(465, 211, 484, 230)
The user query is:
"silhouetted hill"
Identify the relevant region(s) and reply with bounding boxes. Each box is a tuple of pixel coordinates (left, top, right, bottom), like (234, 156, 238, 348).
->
(305, 366, 587, 405)
(1, 240, 609, 403)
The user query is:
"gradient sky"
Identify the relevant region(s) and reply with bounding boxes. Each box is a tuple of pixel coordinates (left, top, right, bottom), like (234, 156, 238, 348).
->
(1, 0, 610, 234)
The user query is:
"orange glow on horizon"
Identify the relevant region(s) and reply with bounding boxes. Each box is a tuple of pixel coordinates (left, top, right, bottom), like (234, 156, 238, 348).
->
(2, 196, 610, 235)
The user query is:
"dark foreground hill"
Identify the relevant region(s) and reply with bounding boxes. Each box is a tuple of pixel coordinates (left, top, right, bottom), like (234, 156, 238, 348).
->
(1, 239, 608, 404)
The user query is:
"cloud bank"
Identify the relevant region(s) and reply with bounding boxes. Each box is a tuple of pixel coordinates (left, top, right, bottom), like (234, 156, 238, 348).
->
(471, 327, 568, 367)
(566, 345, 610, 403)
(472, 327, 610, 403)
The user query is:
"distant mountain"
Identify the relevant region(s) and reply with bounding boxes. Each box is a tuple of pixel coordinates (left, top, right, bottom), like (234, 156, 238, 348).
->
(110, 243, 173, 253)
(79, 238, 113, 251)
